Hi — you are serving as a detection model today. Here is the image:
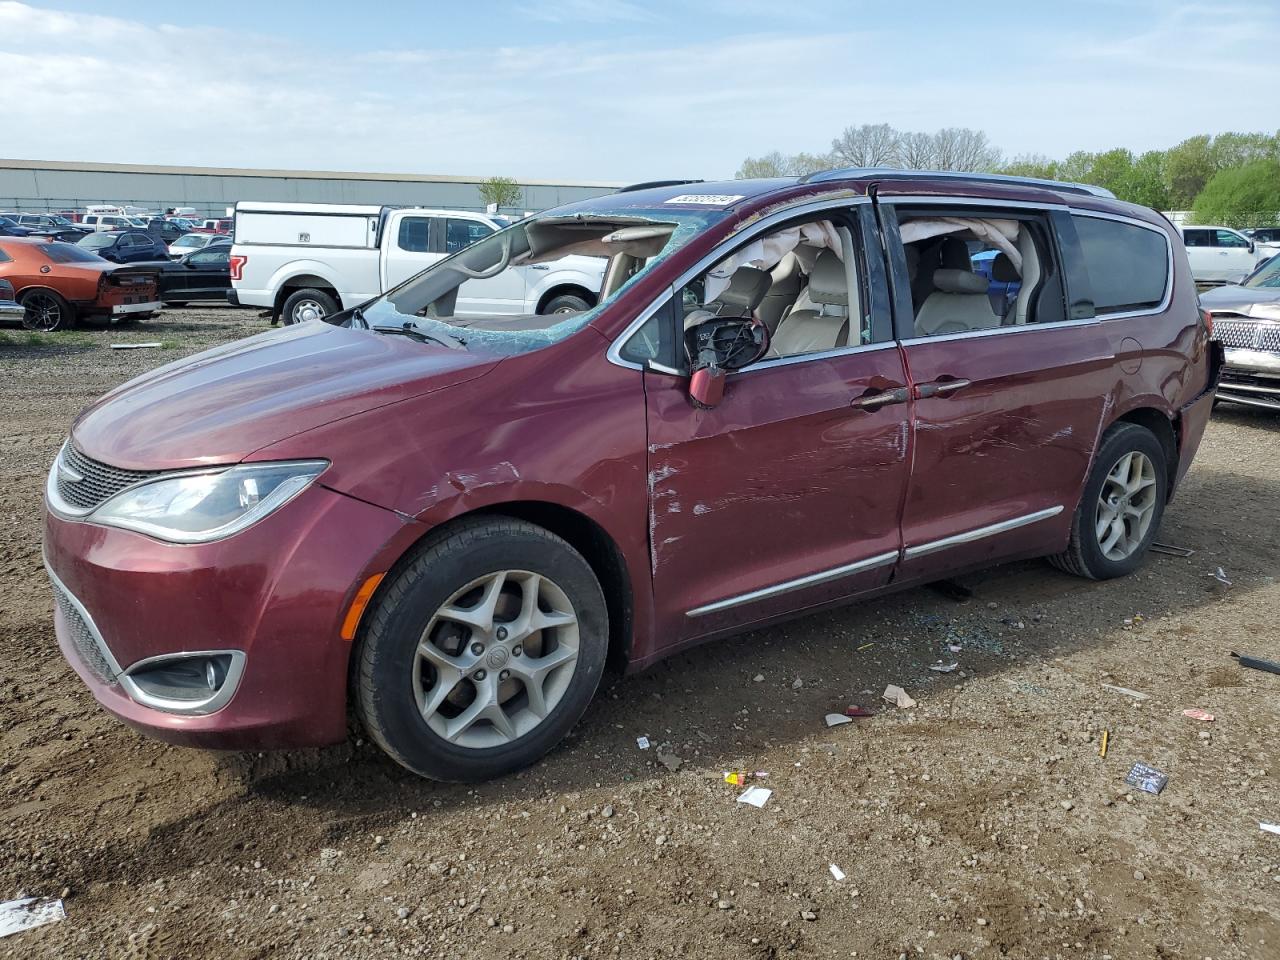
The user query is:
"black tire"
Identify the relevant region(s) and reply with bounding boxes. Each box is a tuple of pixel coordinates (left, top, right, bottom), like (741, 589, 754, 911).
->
(355, 516, 608, 782)
(281, 288, 339, 325)
(1050, 422, 1168, 580)
(540, 293, 591, 315)
(19, 288, 75, 332)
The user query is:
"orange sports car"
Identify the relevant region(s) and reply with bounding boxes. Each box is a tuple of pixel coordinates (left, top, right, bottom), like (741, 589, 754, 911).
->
(0, 237, 160, 331)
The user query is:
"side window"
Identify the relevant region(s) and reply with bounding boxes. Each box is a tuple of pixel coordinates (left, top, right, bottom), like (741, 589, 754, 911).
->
(397, 216, 431, 253)
(1072, 215, 1169, 315)
(1183, 229, 1210, 247)
(895, 210, 1065, 337)
(676, 216, 869, 363)
(189, 250, 228, 266)
(445, 218, 493, 254)
(1215, 229, 1248, 248)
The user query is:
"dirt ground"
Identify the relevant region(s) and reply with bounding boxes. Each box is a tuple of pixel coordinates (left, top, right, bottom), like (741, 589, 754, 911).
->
(1, 307, 1278, 960)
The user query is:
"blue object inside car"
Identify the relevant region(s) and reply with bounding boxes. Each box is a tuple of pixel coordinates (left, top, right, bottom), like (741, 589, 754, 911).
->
(971, 249, 1021, 316)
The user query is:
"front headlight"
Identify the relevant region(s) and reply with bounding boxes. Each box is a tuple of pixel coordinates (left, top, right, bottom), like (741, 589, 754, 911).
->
(93, 460, 328, 543)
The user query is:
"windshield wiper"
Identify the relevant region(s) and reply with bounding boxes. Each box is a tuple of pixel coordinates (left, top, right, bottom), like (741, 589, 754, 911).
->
(370, 320, 466, 350)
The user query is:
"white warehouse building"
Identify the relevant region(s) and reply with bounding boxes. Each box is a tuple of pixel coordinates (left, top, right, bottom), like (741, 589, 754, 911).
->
(0, 158, 623, 219)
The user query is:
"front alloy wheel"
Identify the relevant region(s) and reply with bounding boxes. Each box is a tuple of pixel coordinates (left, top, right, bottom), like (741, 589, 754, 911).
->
(414, 570, 580, 748)
(356, 517, 608, 781)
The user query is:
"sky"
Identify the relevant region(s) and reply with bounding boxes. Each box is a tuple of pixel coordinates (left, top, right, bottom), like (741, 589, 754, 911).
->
(0, 0, 1275, 183)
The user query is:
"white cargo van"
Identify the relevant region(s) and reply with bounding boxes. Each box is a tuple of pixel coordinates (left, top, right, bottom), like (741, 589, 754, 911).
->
(229, 202, 606, 325)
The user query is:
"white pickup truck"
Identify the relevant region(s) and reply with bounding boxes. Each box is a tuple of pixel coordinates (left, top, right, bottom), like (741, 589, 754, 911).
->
(228, 202, 606, 325)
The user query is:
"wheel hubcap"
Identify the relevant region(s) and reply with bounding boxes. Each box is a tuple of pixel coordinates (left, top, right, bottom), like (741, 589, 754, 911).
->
(413, 570, 580, 748)
(292, 299, 324, 323)
(1094, 450, 1157, 561)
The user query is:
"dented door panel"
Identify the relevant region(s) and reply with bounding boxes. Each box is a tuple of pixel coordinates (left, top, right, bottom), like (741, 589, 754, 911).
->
(643, 346, 911, 648)
(895, 322, 1115, 583)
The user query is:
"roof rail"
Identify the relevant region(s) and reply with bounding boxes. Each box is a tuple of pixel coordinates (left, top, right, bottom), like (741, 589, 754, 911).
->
(616, 179, 704, 193)
(797, 166, 1116, 199)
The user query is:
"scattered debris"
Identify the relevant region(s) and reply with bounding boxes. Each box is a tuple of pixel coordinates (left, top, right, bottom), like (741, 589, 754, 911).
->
(1211, 567, 1232, 588)
(636, 736, 651, 750)
(824, 713, 853, 727)
(1150, 542, 1194, 557)
(791, 676, 803, 690)
(0, 897, 65, 939)
(736, 786, 772, 809)
(928, 662, 959, 673)
(1231, 651, 1280, 676)
(1182, 708, 1215, 722)
(1261, 823, 1280, 836)
(752, 674, 765, 683)
(882, 685, 917, 709)
(1099, 730, 1110, 758)
(1124, 762, 1169, 795)
(843, 706, 876, 718)
(828, 864, 846, 881)
(723, 771, 767, 786)
(656, 751, 682, 772)
(948, 644, 963, 653)
(856, 643, 875, 652)
(1102, 683, 1150, 700)
(109, 342, 162, 350)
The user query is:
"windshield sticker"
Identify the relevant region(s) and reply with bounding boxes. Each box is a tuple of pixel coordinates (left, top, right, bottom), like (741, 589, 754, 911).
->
(664, 195, 745, 207)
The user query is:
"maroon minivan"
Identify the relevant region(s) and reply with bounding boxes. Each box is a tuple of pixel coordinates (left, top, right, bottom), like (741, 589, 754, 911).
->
(43, 171, 1222, 781)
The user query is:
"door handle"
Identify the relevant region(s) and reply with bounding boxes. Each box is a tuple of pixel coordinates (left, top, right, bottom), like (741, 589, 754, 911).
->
(528, 264, 549, 271)
(915, 378, 971, 399)
(850, 386, 910, 410)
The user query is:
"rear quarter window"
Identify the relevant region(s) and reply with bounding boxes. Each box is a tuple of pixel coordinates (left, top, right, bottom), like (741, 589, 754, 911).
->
(1072, 215, 1169, 315)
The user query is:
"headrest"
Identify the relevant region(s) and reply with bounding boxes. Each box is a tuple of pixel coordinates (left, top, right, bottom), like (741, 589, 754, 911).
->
(932, 269, 989, 295)
(939, 237, 971, 271)
(714, 266, 771, 311)
(807, 250, 848, 306)
(992, 253, 1019, 282)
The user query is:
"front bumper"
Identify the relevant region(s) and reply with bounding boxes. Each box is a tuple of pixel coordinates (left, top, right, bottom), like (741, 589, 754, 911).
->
(43, 482, 417, 749)
(1218, 346, 1280, 410)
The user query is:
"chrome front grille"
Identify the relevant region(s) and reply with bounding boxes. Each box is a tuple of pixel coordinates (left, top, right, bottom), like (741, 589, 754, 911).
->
(55, 443, 159, 513)
(51, 579, 118, 684)
(1211, 317, 1280, 353)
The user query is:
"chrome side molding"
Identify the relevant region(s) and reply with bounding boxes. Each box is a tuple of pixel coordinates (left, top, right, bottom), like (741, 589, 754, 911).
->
(903, 506, 1064, 560)
(686, 550, 898, 618)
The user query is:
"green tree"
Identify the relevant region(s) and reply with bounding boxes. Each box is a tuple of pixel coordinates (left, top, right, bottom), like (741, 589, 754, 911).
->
(737, 150, 831, 178)
(1191, 160, 1280, 228)
(478, 176, 523, 210)
(1163, 135, 1215, 208)
(998, 154, 1060, 179)
(1115, 150, 1171, 210)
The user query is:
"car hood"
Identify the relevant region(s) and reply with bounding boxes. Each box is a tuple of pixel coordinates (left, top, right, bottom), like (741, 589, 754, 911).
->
(71, 322, 501, 470)
(1199, 285, 1280, 313)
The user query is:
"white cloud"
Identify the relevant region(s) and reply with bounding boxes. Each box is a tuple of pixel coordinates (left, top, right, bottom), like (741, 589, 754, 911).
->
(0, 1, 1275, 184)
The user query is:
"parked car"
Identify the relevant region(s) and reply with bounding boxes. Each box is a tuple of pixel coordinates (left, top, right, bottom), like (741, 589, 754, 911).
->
(0, 238, 160, 330)
(81, 214, 138, 233)
(0, 216, 35, 237)
(1180, 225, 1277, 284)
(143, 220, 186, 246)
(77, 230, 170, 264)
(5, 213, 90, 240)
(157, 246, 231, 304)
(42, 171, 1221, 780)
(0, 278, 24, 325)
(1243, 227, 1280, 245)
(193, 218, 233, 234)
(164, 217, 201, 232)
(1200, 254, 1280, 410)
(230, 202, 605, 325)
(168, 233, 230, 258)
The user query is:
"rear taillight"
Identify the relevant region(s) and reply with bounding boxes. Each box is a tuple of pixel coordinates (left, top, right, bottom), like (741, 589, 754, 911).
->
(1200, 306, 1214, 337)
(229, 254, 246, 282)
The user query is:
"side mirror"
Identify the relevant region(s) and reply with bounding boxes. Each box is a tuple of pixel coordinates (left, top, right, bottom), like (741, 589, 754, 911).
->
(684, 316, 770, 409)
(1248, 241, 1256, 254)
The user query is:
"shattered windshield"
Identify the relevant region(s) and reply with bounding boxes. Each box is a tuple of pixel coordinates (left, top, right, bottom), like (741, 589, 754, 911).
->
(1244, 255, 1280, 289)
(356, 207, 722, 356)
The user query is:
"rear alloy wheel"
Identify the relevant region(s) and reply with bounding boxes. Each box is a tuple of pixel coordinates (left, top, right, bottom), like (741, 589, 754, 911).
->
(356, 517, 608, 781)
(19, 289, 74, 332)
(281, 288, 339, 325)
(1050, 422, 1167, 580)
